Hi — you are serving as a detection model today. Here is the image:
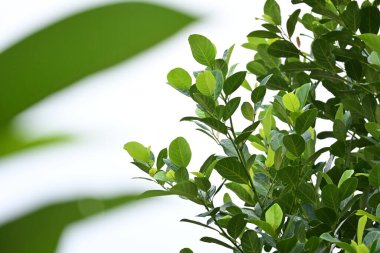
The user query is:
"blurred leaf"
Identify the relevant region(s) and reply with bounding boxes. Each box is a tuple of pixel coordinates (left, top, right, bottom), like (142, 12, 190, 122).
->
(369, 164, 380, 187)
(0, 194, 140, 253)
(0, 2, 195, 126)
(0, 125, 70, 158)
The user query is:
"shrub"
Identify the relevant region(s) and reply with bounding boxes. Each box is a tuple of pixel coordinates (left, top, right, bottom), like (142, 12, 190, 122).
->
(125, 0, 380, 252)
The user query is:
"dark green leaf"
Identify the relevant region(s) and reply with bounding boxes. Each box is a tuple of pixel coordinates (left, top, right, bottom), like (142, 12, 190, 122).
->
(278, 166, 300, 188)
(175, 167, 190, 183)
(179, 248, 193, 253)
(223, 71, 247, 95)
(248, 30, 280, 38)
(0, 194, 140, 253)
(194, 177, 211, 192)
(262, 23, 281, 33)
(295, 109, 318, 134)
(267, 40, 300, 58)
(369, 165, 380, 187)
(321, 184, 339, 211)
(264, 0, 282, 25)
(181, 117, 227, 134)
(359, 6, 380, 34)
(277, 237, 297, 252)
(200, 237, 234, 250)
(227, 214, 247, 239)
(156, 148, 168, 169)
(169, 137, 192, 168)
(215, 59, 228, 77)
(339, 177, 358, 201)
(192, 93, 216, 115)
(312, 39, 336, 72)
(188, 34, 216, 67)
(0, 3, 194, 126)
(315, 207, 337, 226)
(215, 157, 249, 184)
(251, 86, 267, 103)
(345, 59, 362, 81)
(341, 1, 360, 32)
(333, 120, 347, 141)
(281, 62, 319, 72)
(287, 9, 301, 38)
(297, 183, 317, 204)
(283, 134, 305, 157)
(241, 230, 262, 253)
(180, 219, 217, 231)
(223, 97, 241, 120)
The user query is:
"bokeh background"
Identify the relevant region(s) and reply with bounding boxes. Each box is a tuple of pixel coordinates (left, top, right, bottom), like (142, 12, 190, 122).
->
(0, 1, 297, 252)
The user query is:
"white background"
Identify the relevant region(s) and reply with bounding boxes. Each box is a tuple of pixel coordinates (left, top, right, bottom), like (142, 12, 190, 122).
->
(0, 1, 304, 252)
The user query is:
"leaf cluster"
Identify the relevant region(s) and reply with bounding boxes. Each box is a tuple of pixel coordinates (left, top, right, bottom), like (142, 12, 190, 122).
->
(126, 1, 380, 252)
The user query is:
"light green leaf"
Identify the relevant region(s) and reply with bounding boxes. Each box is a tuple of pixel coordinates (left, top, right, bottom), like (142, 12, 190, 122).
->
(247, 61, 268, 76)
(295, 83, 311, 109)
(358, 34, 380, 53)
(167, 68, 192, 91)
(241, 102, 255, 121)
(196, 70, 216, 97)
(215, 157, 249, 184)
(358, 216, 367, 245)
(282, 93, 300, 112)
(338, 170, 354, 188)
(265, 203, 283, 230)
(124, 141, 151, 163)
(225, 182, 255, 205)
(283, 134, 305, 157)
(0, 194, 140, 253)
(262, 105, 273, 141)
(188, 34, 216, 67)
(356, 210, 380, 224)
(247, 219, 275, 237)
(264, 0, 282, 25)
(169, 137, 192, 168)
(0, 3, 195, 126)
(368, 52, 380, 66)
(365, 122, 380, 140)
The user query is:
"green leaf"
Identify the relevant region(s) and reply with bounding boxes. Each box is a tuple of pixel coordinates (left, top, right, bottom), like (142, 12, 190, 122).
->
(241, 230, 262, 253)
(170, 181, 198, 200)
(200, 237, 234, 250)
(241, 102, 255, 121)
(282, 93, 300, 112)
(262, 105, 273, 141)
(368, 51, 380, 66)
(124, 141, 151, 163)
(225, 182, 255, 205)
(295, 83, 311, 109)
(264, 0, 282, 25)
(287, 9, 301, 38)
(167, 68, 192, 91)
(192, 93, 216, 114)
(277, 237, 298, 253)
(312, 39, 336, 72)
(247, 61, 268, 76)
(169, 137, 192, 168)
(281, 62, 319, 72)
(215, 157, 249, 184)
(295, 109, 318, 134)
(175, 167, 190, 183)
(0, 3, 195, 126)
(359, 6, 380, 34)
(341, 1, 360, 32)
(248, 30, 280, 38)
(321, 184, 339, 211)
(156, 148, 168, 169)
(223, 71, 247, 95)
(265, 203, 283, 230)
(0, 194, 140, 253)
(223, 97, 241, 120)
(345, 59, 363, 81)
(194, 177, 211, 192)
(283, 134, 305, 157)
(320, 233, 356, 253)
(365, 122, 380, 140)
(298, 183, 317, 205)
(358, 216, 367, 245)
(338, 169, 354, 188)
(356, 210, 380, 224)
(247, 219, 275, 237)
(227, 214, 247, 239)
(316, 207, 337, 226)
(369, 165, 380, 187)
(188, 34, 216, 67)
(333, 120, 346, 141)
(278, 166, 300, 188)
(267, 40, 300, 58)
(179, 248, 193, 253)
(257, 44, 281, 68)
(339, 177, 358, 201)
(196, 70, 216, 97)
(181, 116, 227, 134)
(358, 34, 380, 53)
(251, 86, 267, 103)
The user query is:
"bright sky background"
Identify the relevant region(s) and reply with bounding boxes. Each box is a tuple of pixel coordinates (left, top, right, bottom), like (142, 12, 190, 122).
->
(0, 1, 308, 252)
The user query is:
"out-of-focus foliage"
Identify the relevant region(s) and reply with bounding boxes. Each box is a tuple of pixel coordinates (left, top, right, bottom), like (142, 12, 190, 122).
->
(126, 0, 380, 252)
